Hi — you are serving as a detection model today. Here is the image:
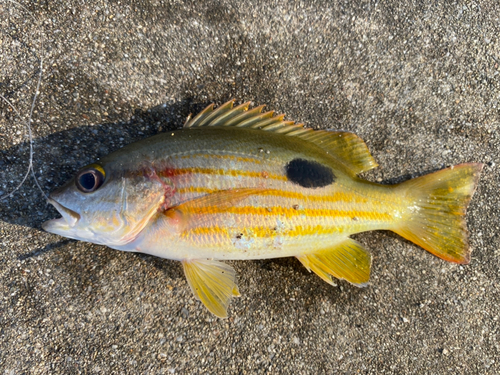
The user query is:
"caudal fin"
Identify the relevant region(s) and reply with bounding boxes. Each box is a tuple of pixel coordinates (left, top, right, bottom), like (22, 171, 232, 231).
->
(393, 163, 483, 264)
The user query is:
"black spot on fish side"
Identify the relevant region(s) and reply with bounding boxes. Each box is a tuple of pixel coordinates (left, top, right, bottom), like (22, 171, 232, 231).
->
(285, 159, 335, 188)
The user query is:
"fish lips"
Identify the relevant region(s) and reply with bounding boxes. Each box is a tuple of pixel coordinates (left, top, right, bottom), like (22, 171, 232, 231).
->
(43, 198, 81, 235)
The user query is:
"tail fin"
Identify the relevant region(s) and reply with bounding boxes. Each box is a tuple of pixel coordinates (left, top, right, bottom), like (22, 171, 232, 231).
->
(393, 163, 483, 264)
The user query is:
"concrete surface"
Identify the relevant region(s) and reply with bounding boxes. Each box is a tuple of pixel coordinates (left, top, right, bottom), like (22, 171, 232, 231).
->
(1, 0, 499, 373)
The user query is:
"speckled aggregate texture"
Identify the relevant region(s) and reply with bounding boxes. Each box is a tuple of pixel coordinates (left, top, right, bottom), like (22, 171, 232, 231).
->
(1, 0, 499, 374)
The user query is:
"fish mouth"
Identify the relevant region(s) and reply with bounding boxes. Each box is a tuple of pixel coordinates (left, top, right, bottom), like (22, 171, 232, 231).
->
(42, 198, 81, 233)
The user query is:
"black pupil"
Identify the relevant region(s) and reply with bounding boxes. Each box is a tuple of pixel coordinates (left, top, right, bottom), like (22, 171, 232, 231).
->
(79, 172, 96, 190)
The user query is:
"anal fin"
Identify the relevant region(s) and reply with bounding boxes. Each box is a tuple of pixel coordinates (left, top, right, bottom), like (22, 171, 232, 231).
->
(296, 238, 371, 286)
(182, 259, 240, 318)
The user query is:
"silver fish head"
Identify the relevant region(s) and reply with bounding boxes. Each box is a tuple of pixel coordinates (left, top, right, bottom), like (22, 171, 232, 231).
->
(42, 161, 167, 248)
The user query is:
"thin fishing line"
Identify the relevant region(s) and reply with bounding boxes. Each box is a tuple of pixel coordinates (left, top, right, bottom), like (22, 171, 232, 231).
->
(0, 0, 47, 200)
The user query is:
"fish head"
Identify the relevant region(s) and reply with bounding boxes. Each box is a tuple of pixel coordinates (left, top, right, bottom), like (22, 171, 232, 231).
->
(43, 161, 168, 248)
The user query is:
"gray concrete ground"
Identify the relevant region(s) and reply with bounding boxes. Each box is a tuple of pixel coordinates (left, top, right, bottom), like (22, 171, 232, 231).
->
(1, 0, 499, 373)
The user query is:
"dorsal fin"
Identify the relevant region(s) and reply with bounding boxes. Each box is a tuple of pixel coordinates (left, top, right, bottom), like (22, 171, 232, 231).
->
(183, 101, 378, 174)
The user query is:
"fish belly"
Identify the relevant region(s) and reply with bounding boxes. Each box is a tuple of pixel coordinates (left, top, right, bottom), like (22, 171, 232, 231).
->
(177, 186, 401, 260)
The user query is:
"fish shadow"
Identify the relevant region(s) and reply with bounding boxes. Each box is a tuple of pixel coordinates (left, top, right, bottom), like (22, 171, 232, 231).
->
(17, 239, 74, 261)
(0, 99, 214, 229)
(252, 257, 367, 303)
(1, 98, 217, 262)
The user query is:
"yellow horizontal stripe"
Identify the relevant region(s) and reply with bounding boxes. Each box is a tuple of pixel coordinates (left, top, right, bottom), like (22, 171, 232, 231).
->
(185, 205, 391, 221)
(179, 153, 263, 164)
(184, 225, 345, 239)
(177, 186, 368, 204)
(161, 167, 286, 181)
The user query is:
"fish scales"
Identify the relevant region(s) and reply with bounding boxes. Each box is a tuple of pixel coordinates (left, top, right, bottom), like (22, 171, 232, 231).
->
(149, 137, 399, 259)
(43, 101, 483, 317)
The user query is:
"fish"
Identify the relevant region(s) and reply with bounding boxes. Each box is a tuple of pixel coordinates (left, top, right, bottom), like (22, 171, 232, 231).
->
(43, 100, 483, 318)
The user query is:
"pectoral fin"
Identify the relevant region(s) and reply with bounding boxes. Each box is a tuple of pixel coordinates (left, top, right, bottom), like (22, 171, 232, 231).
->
(169, 188, 267, 215)
(164, 188, 268, 234)
(182, 259, 240, 318)
(296, 238, 371, 286)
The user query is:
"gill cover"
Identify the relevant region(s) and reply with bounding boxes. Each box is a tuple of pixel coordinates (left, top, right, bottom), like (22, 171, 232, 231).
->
(44, 163, 167, 248)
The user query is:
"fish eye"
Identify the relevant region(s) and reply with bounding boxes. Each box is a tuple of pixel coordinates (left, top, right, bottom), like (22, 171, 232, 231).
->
(75, 165, 105, 193)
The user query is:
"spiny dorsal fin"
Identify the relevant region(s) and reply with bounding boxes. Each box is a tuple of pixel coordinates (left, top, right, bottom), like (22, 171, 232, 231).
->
(184, 101, 378, 174)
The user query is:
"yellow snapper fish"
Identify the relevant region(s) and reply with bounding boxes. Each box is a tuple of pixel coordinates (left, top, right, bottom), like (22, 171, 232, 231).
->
(43, 100, 483, 317)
